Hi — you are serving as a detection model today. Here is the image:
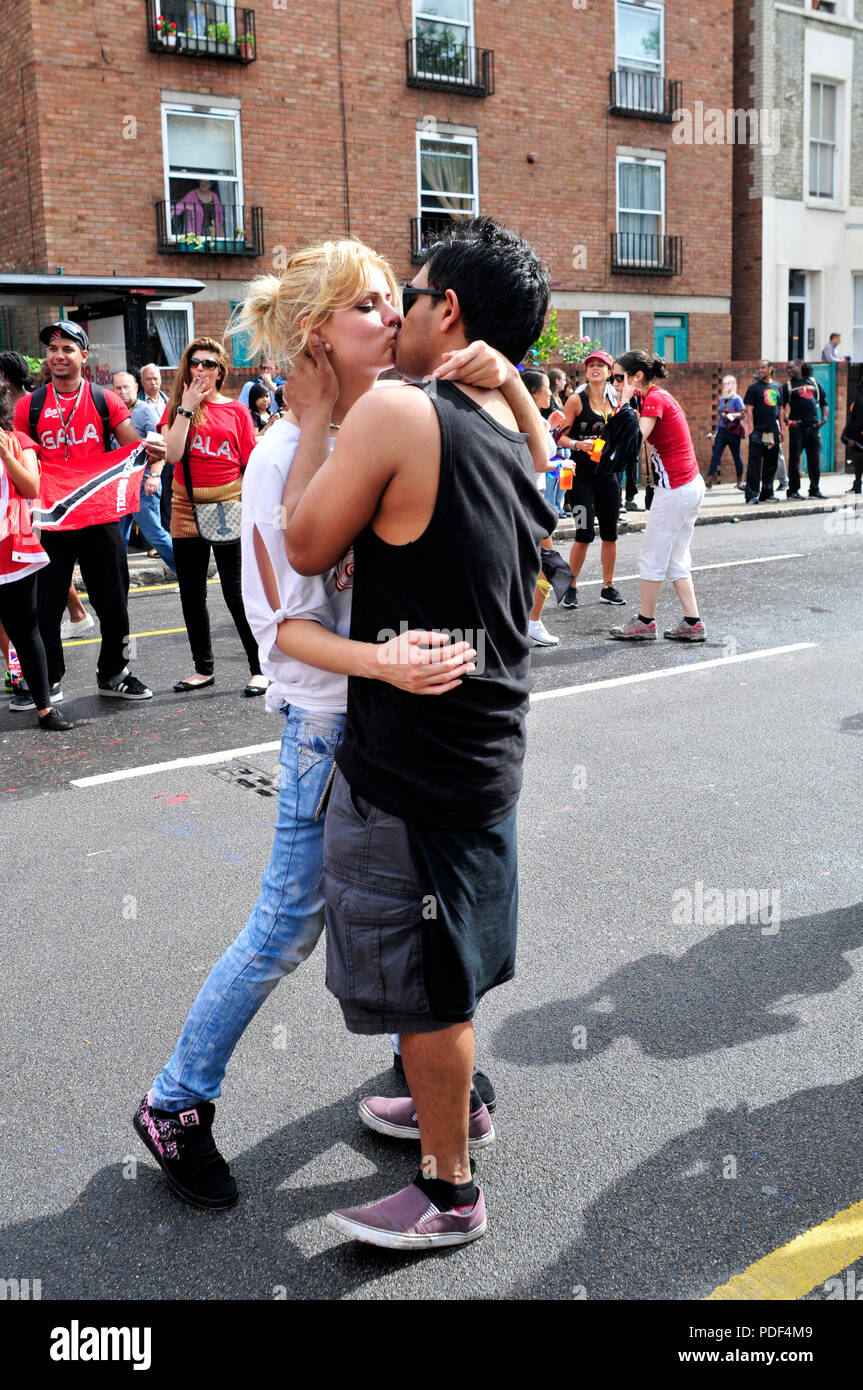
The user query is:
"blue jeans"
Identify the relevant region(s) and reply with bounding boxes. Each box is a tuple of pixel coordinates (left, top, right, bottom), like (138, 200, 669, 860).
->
(544, 471, 563, 514)
(152, 706, 345, 1109)
(120, 481, 175, 571)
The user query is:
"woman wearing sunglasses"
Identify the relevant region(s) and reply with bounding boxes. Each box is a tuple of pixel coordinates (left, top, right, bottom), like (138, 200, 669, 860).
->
(132, 241, 522, 1208)
(159, 338, 268, 696)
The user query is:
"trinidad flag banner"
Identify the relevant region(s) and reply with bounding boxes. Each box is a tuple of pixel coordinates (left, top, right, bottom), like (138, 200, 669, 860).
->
(30, 444, 149, 532)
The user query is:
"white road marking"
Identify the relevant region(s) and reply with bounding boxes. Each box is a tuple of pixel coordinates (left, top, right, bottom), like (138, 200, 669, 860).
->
(530, 643, 815, 704)
(577, 553, 802, 588)
(71, 741, 281, 788)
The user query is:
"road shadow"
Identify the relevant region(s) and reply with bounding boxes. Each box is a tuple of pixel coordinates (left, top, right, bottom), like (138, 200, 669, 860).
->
(492, 903, 863, 1065)
(503, 1075, 863, 1300)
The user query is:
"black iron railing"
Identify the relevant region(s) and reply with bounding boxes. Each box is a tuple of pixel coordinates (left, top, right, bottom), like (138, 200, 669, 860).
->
(405, 37, 494, 96)
(146, 2, 257, 63)
(410, 213, 467, 265)
(609, 70, 682, 122)
(610, 233, 683, 276)
(156, 201, 264, 256)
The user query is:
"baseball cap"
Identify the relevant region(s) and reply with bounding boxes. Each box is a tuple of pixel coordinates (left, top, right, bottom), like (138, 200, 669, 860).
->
(583, 349, 614, 369)
(39, 320, 90, 351)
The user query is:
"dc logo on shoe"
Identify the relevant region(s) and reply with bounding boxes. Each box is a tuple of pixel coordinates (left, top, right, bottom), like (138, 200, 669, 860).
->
(178, 1109, 200, 1127)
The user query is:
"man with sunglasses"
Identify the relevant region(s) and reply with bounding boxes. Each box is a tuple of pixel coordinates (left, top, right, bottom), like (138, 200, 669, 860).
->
(13, 321, 166, 703)
(281, 218, 555, 1251)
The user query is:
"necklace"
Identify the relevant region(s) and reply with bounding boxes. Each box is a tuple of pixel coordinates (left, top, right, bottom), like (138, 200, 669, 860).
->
(51, 381, 85, 463)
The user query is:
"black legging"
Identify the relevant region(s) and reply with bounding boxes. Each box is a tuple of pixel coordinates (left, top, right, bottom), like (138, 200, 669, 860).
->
(0, 571, 51, 710)
(172, 536, 261, 678)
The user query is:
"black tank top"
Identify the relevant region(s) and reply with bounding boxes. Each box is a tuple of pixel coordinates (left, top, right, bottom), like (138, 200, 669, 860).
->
(572, 388, 611, 477)
(335, 381, 557, 829)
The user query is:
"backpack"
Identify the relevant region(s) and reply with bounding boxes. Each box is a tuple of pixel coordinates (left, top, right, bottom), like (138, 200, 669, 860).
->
(28, 382, 113, 451)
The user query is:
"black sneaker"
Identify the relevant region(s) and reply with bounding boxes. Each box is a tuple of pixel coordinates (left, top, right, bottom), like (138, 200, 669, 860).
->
(600, 586, 626, 606)
(98, 670, 153, 700)
(39, 709, 74, 732)
(391, 1054, 497, 1114)
(132, 1092, 238, 1209)
(561, 586, 578, 609)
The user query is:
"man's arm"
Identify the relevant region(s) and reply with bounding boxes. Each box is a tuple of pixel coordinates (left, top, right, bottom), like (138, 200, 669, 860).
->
(114, 416, 167, 467)
(283, 387, 424, 576)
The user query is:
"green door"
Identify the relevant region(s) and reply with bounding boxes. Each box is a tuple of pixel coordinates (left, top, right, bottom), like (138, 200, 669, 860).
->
(654, 313, 688, 363)
(810, 362, 835, 471)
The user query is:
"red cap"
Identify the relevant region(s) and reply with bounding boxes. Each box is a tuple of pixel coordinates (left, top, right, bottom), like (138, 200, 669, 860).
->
(583, 349, 614, 369)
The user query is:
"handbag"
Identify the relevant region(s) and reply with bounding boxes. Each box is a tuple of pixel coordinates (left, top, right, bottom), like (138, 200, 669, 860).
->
(184, 431, 242, 544)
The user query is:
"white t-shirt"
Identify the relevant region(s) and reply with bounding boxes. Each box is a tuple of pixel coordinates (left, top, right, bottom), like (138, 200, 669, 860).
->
(241, 419, 353, 713)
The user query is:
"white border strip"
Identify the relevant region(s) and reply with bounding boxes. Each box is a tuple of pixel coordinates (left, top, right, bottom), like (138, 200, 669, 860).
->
(530, 643, 815, 704)
(71, 740, 281, 788)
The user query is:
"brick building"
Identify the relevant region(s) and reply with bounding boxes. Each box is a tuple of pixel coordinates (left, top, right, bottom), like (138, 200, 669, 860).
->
(0, 0, 735, 377)
(732, 0, 863, 363)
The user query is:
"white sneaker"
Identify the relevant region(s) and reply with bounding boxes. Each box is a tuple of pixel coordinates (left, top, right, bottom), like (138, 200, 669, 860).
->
(528, 619, 560, 647)
(60, 613, 95, 641)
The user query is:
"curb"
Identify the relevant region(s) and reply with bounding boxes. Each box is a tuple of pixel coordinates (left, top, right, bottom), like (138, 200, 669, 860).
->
(551, 495, 863, 541)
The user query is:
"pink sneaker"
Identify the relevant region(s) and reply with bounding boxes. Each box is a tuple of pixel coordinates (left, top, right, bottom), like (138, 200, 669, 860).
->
(664, 618, 706, 642)
(327, 1181, 487, 1250)
(608, 616, 656, 641)
(358, 1095, 495, 1150)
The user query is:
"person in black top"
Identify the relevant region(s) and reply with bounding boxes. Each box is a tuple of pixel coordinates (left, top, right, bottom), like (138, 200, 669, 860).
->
(282, 218, 554, 1251)
(781, 362, 828, 499)
(743, 361, 785, 503)
(841, 381, 863, 494)
(556, 350, 626, 606)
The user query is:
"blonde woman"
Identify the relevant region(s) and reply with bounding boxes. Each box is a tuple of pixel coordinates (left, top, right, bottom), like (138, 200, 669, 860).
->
(133, 240, 512, 1209)
(159, 336, 267, 695)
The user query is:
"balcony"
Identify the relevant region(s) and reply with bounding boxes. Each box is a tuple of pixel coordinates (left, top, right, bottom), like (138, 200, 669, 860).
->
(156, 202, 264, 256)
(405, 37, 494, 97)
(610, 233, 683, 277)
(410, 213, 464, 265)
(146, 2, 257, 63)
(608, 70, 682, 123)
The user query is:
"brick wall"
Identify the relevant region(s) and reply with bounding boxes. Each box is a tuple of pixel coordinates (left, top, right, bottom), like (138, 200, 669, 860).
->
(732, 0, 762, 359)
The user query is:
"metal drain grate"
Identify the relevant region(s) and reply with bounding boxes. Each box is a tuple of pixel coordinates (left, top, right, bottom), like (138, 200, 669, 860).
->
(210, 761, 280, 797)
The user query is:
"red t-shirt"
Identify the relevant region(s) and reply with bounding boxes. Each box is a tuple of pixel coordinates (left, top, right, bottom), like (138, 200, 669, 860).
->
(639, 386, 699, 490)
(160, 400, 257, 490)
(13, 429, 39, 455)
(13, 384, 130, 473)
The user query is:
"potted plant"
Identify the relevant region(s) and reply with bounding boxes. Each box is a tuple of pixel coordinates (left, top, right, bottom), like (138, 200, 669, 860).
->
(155, 15, 177, 46)
(239, 31, 255, 60)
(206, 20, 234, 50)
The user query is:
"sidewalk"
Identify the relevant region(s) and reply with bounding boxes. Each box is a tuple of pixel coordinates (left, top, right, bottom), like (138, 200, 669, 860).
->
(550, 470, 863, 541)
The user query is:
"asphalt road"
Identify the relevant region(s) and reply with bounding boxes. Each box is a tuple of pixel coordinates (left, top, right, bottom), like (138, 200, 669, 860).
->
(1, 509, 862, 1308)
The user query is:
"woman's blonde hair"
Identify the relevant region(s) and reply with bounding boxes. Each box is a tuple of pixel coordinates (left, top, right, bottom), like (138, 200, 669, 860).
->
(165, 336, 229, 431)
(229, 239, 401, 365)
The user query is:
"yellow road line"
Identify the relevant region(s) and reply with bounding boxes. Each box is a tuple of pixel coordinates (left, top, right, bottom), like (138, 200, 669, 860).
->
(64, 627, 186, 648)
(706, 1198, 863, 1300)
(77, 577, 220, 599)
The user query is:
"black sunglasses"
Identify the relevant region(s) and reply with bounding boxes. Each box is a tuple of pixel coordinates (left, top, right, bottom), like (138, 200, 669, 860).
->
(401, 283, 447, 316)
(190, 358, 220, 370)
(612, 373, 625, 383)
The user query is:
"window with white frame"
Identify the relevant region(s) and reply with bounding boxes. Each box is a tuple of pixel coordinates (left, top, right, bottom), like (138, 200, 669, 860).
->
(161, 104, 245, 240)
(413, 2, 473, 78)
(616, 1, 663, 72)
(144, 301, 194, 367)
(417, 132, 478, 234)
(853, 274, 863, 362)
(616, 157, 664, 264)
(809, 80, 838, 199)
(580, 312, 629, 361)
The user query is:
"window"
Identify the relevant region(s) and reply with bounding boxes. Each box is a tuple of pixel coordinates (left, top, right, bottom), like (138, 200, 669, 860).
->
(580, 313, 629, 361)
(616, 1, 663, 73)
(417, 131, 478, 228)
(809, 80, 838, 199)
(161, 103, 245, 240)
(616, 157, 664, 264)
(413, 1, 473, 76)
(144, 301, 195, 367)
(854, 275, 863, 362)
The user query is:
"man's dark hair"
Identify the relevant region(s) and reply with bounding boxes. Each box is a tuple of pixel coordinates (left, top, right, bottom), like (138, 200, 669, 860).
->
(0, 350, 33, 393)
(424, 217, 550, 365)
